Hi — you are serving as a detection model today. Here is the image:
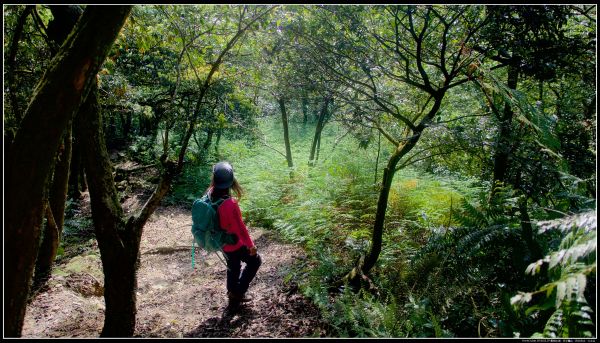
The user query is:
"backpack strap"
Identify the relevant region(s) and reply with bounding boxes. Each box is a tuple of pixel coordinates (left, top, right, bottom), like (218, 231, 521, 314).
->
(211, 195, 230, 207)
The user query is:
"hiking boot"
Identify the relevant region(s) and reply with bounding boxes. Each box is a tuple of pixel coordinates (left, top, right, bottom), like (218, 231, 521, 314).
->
(227, 291, 253, 303)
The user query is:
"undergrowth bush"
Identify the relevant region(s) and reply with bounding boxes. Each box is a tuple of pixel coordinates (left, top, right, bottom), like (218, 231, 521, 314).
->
(176, 117, 594, 338)
(206, 117, 484, 337)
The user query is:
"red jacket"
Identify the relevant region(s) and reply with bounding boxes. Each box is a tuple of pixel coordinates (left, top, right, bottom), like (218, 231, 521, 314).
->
(218, 198, 254, 253)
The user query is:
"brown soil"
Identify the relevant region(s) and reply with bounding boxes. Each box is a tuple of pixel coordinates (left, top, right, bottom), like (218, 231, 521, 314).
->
(22, 193, 329, 338)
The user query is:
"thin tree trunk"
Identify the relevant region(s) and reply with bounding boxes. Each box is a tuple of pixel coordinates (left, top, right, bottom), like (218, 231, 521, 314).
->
(69, 112, 86, 198)
(309, 97, 330, 165)
(278, 97, 294, 168)
(32, 204, 59, 291)
(514, 171, 543, 262)
(337, 147, 405, 290)
(215, 129, 222, 156)
(69, 132, 83, 198)
(302, 94, 308, 125)
(203, 129, 214, 150)
(33, 124, 72, 291)
(492, 65, 519, 186)
(316, 134, 322, 161)
(162, 126, 170, 158)
(80, 164, 88, 192)
(375, 130, 381, 185)
(4, 5, 132, 337)
(519, 198, 543, 261)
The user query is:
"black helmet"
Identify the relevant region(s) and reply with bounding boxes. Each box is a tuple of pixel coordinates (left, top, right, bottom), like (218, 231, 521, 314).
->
(213, 161, 234, 189)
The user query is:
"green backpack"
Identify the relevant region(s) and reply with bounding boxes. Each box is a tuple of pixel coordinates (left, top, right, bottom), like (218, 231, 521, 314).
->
(191, 194, 238, 269)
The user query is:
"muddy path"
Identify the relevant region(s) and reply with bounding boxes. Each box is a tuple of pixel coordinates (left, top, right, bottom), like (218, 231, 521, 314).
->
(22, 203, 329, 338)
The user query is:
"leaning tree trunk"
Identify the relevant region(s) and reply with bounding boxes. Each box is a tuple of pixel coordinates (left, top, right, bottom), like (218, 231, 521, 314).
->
(340, 144, 407, 288)
(316, 134, 322, 161)
(337, 98, 443, 290)
(4, 5, 132, 337)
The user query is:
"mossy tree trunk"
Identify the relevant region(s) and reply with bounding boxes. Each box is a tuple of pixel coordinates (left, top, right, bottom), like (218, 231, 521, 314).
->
(4, 5, 132, 337)
(32, 4, 82, 295)
(79, 85, 141, 336)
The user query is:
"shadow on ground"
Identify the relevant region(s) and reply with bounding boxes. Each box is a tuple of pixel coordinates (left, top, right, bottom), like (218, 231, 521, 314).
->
(184, 304, 256, 337)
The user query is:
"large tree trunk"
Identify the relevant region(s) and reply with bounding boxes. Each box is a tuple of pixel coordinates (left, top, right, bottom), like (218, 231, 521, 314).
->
(79, 85, 140, 337)
(32, 4, 81, 294)
(278, 97, 294, 168)
(33, 125, 73, 292)
(4, 5, 132, 337)
(492, 65, 519, 185)
(81, 87, 182, 338)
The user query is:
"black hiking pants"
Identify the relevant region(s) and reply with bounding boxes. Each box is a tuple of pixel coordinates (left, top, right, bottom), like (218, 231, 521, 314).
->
(224, 246, 262, 296)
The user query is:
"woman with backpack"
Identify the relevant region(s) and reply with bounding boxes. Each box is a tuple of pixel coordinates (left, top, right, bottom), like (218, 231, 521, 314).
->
(206, 161, 262, 308)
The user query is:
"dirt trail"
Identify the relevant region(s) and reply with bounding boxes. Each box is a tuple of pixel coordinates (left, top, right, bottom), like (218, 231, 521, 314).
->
(22, 204, 329, 338)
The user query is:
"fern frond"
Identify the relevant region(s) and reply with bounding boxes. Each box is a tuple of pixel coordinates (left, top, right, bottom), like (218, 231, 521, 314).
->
(513, 210, 596, 338)
(542, 309, 564, 338)
(549, 230, 596, 269)
(537, 210, 597, 234)
(456, 224, 512, 256)
(455, 198, 489, 227)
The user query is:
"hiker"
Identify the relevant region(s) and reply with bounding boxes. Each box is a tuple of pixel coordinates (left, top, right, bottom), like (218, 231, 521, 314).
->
(206, 161, 262, 308)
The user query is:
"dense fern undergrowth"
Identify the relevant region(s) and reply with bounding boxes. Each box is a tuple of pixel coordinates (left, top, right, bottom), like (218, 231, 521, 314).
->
(165, 117, 596, 338)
